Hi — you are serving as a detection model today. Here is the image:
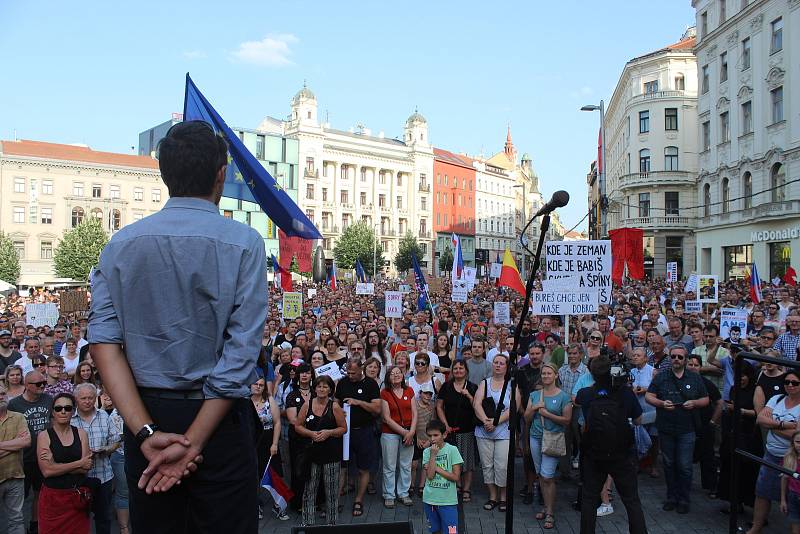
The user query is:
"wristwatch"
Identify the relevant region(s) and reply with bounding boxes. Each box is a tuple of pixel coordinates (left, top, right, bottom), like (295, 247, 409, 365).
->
(135, 423, 159, 445)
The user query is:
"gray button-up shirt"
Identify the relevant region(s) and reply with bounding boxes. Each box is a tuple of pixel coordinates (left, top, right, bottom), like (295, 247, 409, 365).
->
(88, 197, 268, 399)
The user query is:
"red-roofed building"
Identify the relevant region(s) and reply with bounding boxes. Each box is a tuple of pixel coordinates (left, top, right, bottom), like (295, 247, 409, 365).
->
(433, 148, 476, 275)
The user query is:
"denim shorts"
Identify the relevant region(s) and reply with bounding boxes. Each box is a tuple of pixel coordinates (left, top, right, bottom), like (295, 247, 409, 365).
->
(529, 436, 560, 479)
(788, 492, 800, 524)
(755, 451, 783, 502)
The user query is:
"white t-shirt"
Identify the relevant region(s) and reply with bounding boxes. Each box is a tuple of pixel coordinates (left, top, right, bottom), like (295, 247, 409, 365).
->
(486, 348, 509, 364)
(60, 338, 88, 357)
(409, 351, 440, 371)
(63, 354, 80, 376)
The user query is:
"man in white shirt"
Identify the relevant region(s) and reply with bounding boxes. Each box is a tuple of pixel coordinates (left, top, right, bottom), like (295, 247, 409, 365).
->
(487, 336, 514, 363)
(59, 323, 88, 357)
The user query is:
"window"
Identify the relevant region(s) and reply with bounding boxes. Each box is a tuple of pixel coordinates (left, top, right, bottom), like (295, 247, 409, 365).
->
(41, 207, 52, 224)
(340, 165, 348, 180)
(638, 111, 649, 133)
(443, 192, 448, 205)
(305, 210, 314, 224)
(397, 174, 402, 187)
(41, 180, 53, 195)
(638, 193, 650, 217)
(771, 163, 786, 202)
(675, 73, 685, 90)
(92, 184, 102, 198)
(13, 241, 24, 259)
(378, 194, 386, 207)
(133, 212, 144, 222)
(396, 196, 402, 209)
(770, 241, 792, 281)
(322, 188, 328, 202)
(741, 101, 752, 134)
(306, 184, 314, 200)
(378, 171, 386, 185)
(771, 17, 783, 53)
(13, 177, 25, 193)
(360, 192, 367, 205)
(73, 182, 84, 197)
(134, 187, 143, 201)
(342, 215, 350, 229)
(13, 207, 24, 223)
(702, 65, 709, 93)
(420, 173, 427, 187)
(639, 149, 651, 173)
(340, 190, 348, 204)
(719, 0, 726, 22)
(722, 177, 730, 213)
(701, 12, 708, 37)
(256, 135, 265, 159)
(702, 120, 711, 151)
(664, 146, 679, 170)
(323, 164, 329, 178)
(360, 167, 367, 182)
(724, 245, 753, 280)
(306, 157, 314, 173)
(151, 189, 161, 203)
(71, 207, 84, 227)
(720, 111, 730, 142)
(110, 210, 121, 231)
(703, 184, 711, 216)
(741, 37, 751, 70)
(421, 197, 427, 211)
(91, 208, 103, 221)
(771, 87, 784, 123)
(40, 241, 53, 260)
(110, 184, 120, 199)
(665, 108, 678, 130)
(720, 52, 728, 82)
(644, 80, 659, 94)
(743, 172, 752, 209)
(665, 192, 679, 215)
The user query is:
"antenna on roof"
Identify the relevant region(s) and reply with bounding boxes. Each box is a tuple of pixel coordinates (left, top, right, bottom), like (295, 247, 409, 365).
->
(13, 129, 17, 142)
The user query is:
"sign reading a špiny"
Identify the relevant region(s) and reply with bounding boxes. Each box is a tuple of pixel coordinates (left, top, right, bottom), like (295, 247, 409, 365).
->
(545, 240, 612, 304)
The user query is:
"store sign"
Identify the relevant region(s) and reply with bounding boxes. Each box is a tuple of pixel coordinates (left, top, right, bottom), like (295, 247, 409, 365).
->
(751, 225, 800, 242)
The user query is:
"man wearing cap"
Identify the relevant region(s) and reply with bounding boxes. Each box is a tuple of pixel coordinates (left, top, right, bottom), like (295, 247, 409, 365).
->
(0, 330, 21, 375)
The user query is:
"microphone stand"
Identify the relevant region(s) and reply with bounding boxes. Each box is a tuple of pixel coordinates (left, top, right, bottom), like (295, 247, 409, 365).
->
(505, 213, 550, 534)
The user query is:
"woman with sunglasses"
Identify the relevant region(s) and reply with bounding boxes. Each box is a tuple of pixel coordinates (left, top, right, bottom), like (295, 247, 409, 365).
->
(408, 353, 442, 402)
(583, 330, 604, 362)
(36, 392, 93, 534)
(284, 363, 314, 512)
(4, 365, 24, 399)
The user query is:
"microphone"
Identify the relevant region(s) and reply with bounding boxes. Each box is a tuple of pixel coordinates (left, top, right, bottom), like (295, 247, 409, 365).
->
(532, 190, 570, 218)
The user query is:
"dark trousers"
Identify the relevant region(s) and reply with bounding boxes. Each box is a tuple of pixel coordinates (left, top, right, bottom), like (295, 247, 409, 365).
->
(90, 479, 113, 534)
(694, 424, 717, 491)
(580, 453, 648, 534)
(125, 396, 258, 534)
(660, 431, 695, 505)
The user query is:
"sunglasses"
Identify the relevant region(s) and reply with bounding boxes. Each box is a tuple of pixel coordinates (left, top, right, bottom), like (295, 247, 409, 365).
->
(52, 405, 74, 413)
(670, 355, 685, 360)
(30, 381, 46, 387)
(785, 380, 800, 387)
(590, 336, 602, 341)
(414, 361, 427, 366)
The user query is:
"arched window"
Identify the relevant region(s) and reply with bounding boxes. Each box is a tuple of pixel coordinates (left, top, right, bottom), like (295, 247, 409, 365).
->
(664, 146, 679, 171)
(771, 163, 785, 202)
(639, 149, 651, 173)
(71, 207, 84, 227)
(703, 183, 711, 216)
(109, 209, 121, 231)
(675, 73, 685, 90)
(91, 208, 103, 221)
(722, 178, 730, 213)
(743, 172, 752, 209)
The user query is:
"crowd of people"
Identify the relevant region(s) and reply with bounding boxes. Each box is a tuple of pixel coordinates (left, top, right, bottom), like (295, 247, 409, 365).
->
(0, 276, 797, 533)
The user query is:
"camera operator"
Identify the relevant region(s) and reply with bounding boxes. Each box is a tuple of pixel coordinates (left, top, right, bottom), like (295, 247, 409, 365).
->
(575, 355, 648, 534)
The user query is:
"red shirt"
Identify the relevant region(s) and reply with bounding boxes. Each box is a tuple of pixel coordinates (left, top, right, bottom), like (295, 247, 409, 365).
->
(381, 387, 414, 434)
(603, 332, 624, 354)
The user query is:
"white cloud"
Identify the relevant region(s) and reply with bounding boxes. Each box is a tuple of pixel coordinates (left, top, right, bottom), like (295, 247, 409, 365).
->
(183, 50, 207, 60)
(230, 34, 298, 67)
(569, 86, 594, 98)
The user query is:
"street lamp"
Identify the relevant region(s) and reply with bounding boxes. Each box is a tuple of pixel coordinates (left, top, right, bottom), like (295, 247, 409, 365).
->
(373, 223, 379, 280)
(513, 183, 527, 279)
(581, 100, 606, 238)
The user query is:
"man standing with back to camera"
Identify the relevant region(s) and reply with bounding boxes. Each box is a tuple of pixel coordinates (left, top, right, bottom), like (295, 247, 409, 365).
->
(89, 121, 267, 533)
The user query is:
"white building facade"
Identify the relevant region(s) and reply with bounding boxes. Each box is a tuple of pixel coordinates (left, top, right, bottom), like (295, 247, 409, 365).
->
(692, 0, 799, 281)
(474, 142, 517, 266)
(283, 86, 434, 274)
(604, 29, 700, 279)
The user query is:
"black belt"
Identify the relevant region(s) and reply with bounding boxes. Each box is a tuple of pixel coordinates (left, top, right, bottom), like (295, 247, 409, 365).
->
(139, 387, 204, 400)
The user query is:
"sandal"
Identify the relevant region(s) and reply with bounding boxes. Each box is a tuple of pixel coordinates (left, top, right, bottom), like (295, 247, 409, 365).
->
(483, 500, 498, 511)
(352, 502, 363, 517)
(498, 501, 507, 512)
(543, 514, 555, 530)
(462, 490, 472, 503)
(535, 510, 547, 520)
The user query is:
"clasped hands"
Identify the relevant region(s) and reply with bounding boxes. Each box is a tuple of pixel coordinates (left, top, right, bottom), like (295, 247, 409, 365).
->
(138, 432, 204, 495)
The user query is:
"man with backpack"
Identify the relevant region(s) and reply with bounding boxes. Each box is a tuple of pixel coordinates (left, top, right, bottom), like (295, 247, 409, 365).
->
(575, 355, 648, 534)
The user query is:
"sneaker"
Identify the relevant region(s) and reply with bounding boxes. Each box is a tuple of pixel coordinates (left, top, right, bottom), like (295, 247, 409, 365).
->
(384, 498, 395, 509)
(273, 505, 290, 521)
(596, 503, 614, 517)
(571, 457, 580, 470)
(258, 506, 264, 520)
(399, 496, 413, 506)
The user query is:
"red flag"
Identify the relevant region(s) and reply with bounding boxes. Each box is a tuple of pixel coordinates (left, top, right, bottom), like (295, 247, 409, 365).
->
(786, 266, 797, 286)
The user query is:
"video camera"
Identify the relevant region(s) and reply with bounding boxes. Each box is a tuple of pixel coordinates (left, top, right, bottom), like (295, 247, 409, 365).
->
(600, 345, 632, 389)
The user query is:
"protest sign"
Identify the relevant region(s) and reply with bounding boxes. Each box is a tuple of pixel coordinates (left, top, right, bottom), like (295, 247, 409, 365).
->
(356, 283, 374, 295)
(490, 263, 502, 279)
(531, 290, 599, 316)
(463, 267, 477, 284)
(451, 280, 468, 303)
(307, 288, 317, 299)
(720, 308, 748, 342)
(315, 361, 344, 382)
(666, 262, 678, 282)
(282, 292, 302, 319)
(25, 303, 59, 327)
(545, 240, 612, 304)
(541, 276, 579, 292)
(342, 404, 351, 461)
(685, 274, 699, 295)
(697, 275, 719, 303)
(685, 300, 702, 313)
(60, 290, 89, 313)
(344, 272, 353, 280)
(385, 291, 403, 318)
(399, 284, 411, 294)
(494, 302, 511, 324)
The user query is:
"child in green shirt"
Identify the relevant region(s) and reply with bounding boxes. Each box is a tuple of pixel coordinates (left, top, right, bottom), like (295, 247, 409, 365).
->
(423, 420, 463, 534)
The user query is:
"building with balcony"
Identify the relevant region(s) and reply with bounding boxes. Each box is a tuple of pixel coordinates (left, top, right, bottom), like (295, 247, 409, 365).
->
(0, 139, 164, 285)
(432, 148, 476, 276)
(604, 27, 699, 278)
(692, 0, 799, 281)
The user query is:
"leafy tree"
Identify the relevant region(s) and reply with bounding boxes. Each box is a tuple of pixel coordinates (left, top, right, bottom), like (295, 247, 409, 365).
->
(0, 232, 20, 285)
(53, 219, 108, 281)
(394, 231, 424, 273)
(439, 245, 454, 275)
(333, 221, 384, 276)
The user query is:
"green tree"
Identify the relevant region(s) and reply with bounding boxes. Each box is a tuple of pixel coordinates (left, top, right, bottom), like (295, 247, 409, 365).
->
(439, 245, 454, 275)
(333, 221, 384, 276)
(0, 232, 20, 285)
(394, 231, 424, 273)
(53, 219, 108, 281)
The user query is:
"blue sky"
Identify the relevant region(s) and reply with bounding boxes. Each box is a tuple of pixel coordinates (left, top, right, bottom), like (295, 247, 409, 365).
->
(0, 0, 695, 230)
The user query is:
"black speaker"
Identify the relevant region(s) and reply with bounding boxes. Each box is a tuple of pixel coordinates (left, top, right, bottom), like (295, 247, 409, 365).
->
(292, 520, 414, 534)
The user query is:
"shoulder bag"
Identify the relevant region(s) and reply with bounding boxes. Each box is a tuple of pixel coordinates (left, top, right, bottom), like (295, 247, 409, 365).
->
(539, 391, 566, 457)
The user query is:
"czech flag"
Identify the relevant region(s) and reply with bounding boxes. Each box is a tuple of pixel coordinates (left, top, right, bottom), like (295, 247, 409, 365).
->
(786, 266, 797, 287)
(749, 262, 762, 304)
(327, 261, 338, 291)
(260, 464, 293, 512)
(498, 249, 526, 296)
(451, 233, 464, 280)
(271, 254, 292, 292)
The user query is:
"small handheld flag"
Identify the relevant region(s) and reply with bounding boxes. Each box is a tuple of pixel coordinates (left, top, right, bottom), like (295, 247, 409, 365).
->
(749, 263, 762, 304)
(261, 463, 293, 512)
(271, 254, 292, 292)
(785, 266, 797, 287)
(327, 261, 338, 291)
(451, 234, 464, 281)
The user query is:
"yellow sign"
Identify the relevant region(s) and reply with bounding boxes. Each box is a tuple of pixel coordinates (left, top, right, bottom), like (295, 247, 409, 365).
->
(282, 292, 302, 319)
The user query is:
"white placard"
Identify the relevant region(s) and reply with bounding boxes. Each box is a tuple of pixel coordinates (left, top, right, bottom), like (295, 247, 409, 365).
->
(545, 240, 612, 304)
(720, 308, 748, 342)
(356, 282, 375, 295)
(307, 288, 317, 299)
(697, 275, 719, 303)
(463, 267, 477, 284)
(315, 361, 344, 382)
(541, 276, 580, 292)
(451, 280, 468, 303)
(685, 274, 699, 295)
(385, 291, 403, 318)
(342, 404, 351, 461)
(399, 284, 411, 294)
(666, 262, 678, 282)
(494, 302, 511, 325)
(530, 290, 599, 316)
(685, 300, 702, 313)
(490, 263, 502, 279)
(25, 303, 59, 327)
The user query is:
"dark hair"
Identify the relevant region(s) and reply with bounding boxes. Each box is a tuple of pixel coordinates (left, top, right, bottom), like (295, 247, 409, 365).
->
(383, 365, 407, 390)
(426, 419, 446, 434)
(312, 375, 335, 394)
(51, 393, 76, 418)
(589, 354, 611, 379)
(157, 121, 228, 197)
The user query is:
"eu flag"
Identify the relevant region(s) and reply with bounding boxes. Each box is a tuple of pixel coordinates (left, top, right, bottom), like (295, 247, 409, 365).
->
(183, 74, 321, 239)
(412, 253, 430, 312)
(355, 259, 367, 283)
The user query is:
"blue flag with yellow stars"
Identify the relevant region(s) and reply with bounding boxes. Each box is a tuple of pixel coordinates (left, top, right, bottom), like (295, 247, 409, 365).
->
(183, 74, 321, 239)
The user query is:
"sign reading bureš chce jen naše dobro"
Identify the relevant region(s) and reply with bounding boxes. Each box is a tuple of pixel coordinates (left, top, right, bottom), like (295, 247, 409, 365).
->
(545, 240, 612, 304)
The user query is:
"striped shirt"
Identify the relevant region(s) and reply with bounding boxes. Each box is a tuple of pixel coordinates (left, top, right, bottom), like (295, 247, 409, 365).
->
(72, 409, 119, 483)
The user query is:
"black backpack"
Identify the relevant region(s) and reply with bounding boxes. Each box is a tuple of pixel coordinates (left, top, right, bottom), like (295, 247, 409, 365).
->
(585, 386, 633, 457)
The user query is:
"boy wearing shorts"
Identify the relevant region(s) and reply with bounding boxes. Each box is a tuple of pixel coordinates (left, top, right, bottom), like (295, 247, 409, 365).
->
(423, 420, 463, 534)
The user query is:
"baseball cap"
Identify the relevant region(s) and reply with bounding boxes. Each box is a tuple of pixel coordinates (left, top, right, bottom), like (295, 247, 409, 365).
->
(418, 382, 434, 395)
(278, 342, 292, 351)
(0, 330, 10, 337)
